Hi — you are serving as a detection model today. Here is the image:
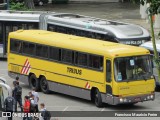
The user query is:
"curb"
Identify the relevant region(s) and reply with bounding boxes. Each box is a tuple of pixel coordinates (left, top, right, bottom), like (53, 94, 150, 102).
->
(69, 0, 120, 4)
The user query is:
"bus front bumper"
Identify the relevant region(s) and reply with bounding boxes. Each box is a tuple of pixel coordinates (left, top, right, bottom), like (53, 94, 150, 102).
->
(103, 93, 155, 105)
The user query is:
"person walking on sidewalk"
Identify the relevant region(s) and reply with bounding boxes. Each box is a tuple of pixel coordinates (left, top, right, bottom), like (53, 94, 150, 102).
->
(32, 88, 39, 112)
(39, 103, 51, 120)
(12, 82, 23, 112)
(4, 96, 16, 120)
(13, 76, 20, 86)
(22, 96, 31, 120)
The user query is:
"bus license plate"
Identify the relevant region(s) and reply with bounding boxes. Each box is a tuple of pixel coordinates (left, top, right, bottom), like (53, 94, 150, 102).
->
(135, 97, 141, 102)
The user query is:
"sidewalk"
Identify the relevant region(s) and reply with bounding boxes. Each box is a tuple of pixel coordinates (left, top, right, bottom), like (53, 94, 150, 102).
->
(69, 0, 119, 3)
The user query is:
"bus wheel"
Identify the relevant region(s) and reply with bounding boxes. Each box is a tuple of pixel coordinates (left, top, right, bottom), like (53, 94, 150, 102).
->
(29, 74, 40, 91)
(40, 77, 50, 94)
(94, 89, 103, 107)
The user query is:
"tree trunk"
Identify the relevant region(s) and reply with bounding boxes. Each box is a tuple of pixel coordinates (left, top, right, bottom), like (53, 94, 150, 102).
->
(24, 0, 35, 9)
(149, 14, 160, 83)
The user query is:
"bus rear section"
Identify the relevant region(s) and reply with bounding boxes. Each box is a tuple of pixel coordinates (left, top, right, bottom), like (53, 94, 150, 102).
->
(7, 30, 155, 107)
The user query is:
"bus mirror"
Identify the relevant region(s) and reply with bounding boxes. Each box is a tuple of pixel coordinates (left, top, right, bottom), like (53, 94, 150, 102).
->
(151, 61, 154, 68)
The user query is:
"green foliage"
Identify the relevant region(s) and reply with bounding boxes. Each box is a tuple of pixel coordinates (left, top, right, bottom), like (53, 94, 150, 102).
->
(154, 57, 160, 70)
(10, 2, 29, 11)
(140, 0, 160, 15)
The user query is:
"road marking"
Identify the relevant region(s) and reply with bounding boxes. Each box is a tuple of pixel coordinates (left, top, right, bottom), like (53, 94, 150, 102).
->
(63, 106, 69, 111)
(45, 106, 95, 108)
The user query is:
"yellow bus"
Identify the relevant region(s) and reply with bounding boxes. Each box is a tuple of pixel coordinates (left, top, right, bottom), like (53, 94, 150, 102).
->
(8, 30, 155, 107)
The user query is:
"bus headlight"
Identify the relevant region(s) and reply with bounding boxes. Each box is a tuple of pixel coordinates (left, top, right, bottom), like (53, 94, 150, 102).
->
(123, 98, 127, 102)
(147, 96, 150, 99)
(120, 98, 123, 102)
(150, 95, 154, 99)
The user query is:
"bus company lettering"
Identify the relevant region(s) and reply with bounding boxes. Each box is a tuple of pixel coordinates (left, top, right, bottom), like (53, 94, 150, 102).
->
(67, 67, 82, 75)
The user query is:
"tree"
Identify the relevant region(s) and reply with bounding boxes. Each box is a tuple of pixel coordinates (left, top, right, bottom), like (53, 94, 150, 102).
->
(24, 0, 35, 9)
(10, 0, 28, 11)
(140, 0, 160, 83)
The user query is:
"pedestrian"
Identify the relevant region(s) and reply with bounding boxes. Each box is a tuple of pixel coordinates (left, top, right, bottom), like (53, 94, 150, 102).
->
(22, 96, 31, 120)
(13, 76, 20, 86)
(30, 94, 36, 113)
(32, 88, 39, 112)
(39, 103, 51, 120)
(28, 92, 32, 100)
(12, 81, 23, 112)
(4, 96, 16, 120)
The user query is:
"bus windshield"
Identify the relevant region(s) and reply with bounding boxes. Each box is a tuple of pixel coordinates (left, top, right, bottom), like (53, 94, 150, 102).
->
(114, 55, 152, 82)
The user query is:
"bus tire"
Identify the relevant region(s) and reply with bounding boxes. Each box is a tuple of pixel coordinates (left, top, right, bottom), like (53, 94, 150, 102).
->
(29, 74, 40, 91)
(94, 89, 103, 107)
(40, 77, 50, 94)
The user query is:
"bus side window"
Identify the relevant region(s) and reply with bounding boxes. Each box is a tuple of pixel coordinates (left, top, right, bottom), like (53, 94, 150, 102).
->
(75, 52, 87, 66)
(0, 22, 2, 44)
(23, 42, 35, 56)
(36, 44, 48, 58)
(61, 49, 74, 64)
(88, 55, 103, 70)
(49, 47, 61, 61)
(106, 60, 111, 82)
(10, 39, 22, 53)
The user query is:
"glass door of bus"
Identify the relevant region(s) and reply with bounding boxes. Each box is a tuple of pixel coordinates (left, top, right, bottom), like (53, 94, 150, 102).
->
(106, 59, 112, 94)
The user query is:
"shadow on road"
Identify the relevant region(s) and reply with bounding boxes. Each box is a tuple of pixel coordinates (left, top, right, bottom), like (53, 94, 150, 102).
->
(0, 58, 7, 61)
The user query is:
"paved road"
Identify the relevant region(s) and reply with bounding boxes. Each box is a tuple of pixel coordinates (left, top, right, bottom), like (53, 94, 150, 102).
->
(0, 59, 160, 120)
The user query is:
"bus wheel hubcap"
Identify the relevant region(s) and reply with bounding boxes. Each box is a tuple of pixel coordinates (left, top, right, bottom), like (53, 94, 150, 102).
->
(42, 79, 47, 90)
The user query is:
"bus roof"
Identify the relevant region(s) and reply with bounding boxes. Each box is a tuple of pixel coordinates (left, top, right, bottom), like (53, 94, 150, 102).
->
(47, 13, 150, 39)
(9, 30, 149, 58)
(0, 10, 54, 22)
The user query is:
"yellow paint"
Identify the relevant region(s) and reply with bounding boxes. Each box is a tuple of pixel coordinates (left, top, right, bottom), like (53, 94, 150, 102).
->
(7, 30, 155, 97)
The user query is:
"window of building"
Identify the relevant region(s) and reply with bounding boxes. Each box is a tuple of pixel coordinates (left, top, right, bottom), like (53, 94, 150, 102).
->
(75, 52, 87, 66)
(88, 55, 103, 70)
(61, 49, 74, 63)
(49, 47, 61, 61)
(36, 44, 48, 58)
